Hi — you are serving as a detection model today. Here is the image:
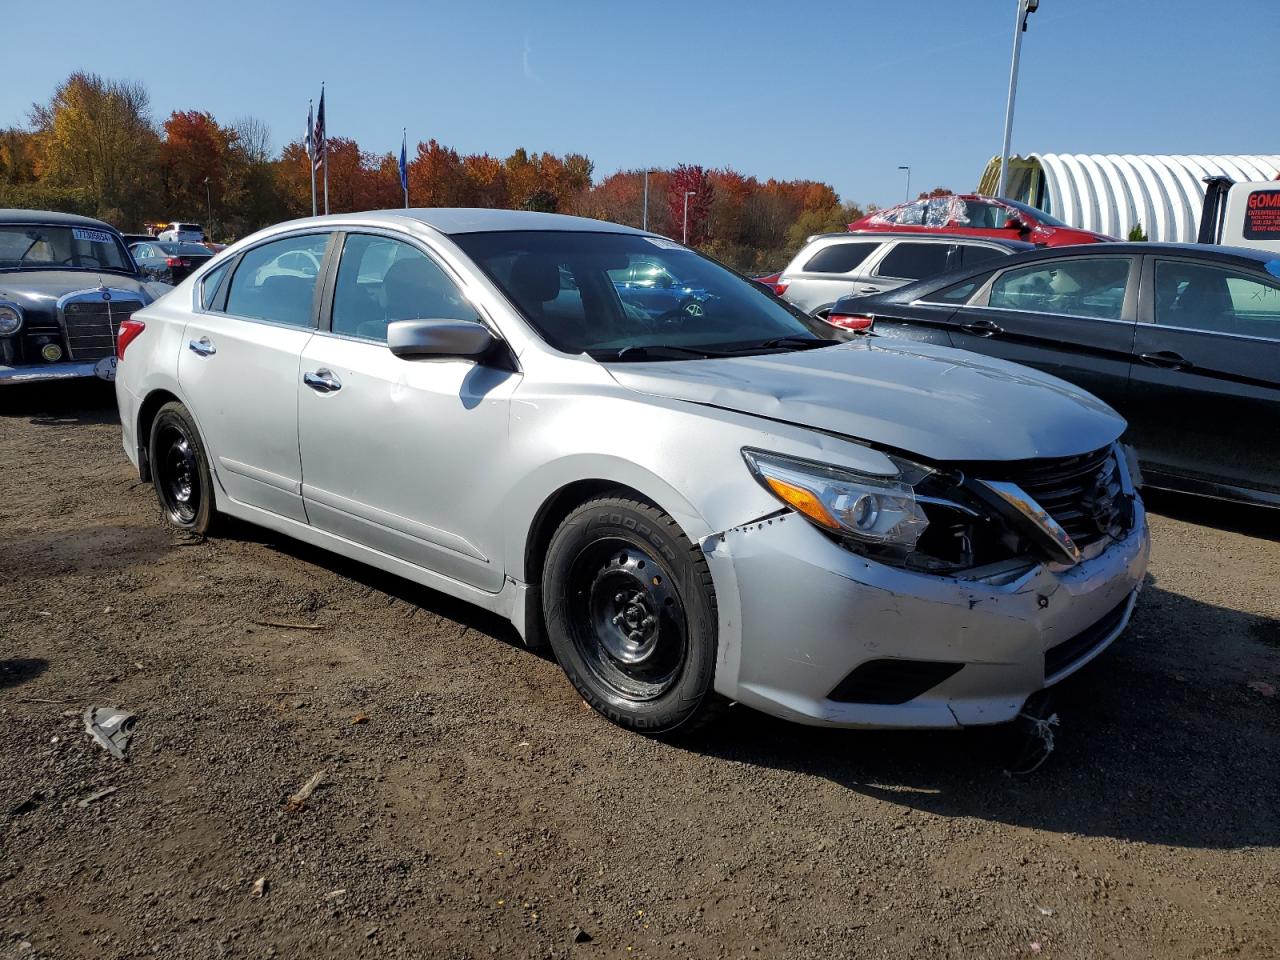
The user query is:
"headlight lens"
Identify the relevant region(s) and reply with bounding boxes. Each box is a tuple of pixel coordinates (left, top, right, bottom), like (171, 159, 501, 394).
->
(742, 448, 931, 549)
(0, 303, 23, 336)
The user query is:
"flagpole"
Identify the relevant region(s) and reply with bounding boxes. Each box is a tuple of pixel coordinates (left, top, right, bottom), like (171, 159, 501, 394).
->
(402, 128, 409, 209)
(321, 83, 329, 215)
(307, 99, 317, 218)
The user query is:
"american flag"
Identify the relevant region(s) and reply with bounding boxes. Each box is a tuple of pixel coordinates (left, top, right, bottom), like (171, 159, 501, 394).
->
(312, 87, 326, 172)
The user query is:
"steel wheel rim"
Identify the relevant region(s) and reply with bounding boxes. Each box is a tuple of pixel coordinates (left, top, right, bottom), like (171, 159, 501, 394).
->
(156, 424, 199, 525)
(567, 538, 688, 702)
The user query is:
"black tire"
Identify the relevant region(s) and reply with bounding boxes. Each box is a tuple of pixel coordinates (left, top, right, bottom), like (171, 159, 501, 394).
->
(148, 401, 217, 535)
(542, 494, 724, 735)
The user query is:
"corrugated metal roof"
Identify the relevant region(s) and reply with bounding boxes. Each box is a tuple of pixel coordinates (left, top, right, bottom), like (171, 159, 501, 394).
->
(976, 154, 1280, 242)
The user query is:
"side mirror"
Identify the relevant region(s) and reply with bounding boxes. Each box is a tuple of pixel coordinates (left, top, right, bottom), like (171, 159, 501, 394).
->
(387, 319, 497, 361)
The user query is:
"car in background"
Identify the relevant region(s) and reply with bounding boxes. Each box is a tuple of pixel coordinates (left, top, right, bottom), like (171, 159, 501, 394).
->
(826, 243, 1280, 507)
(120, 232, 155, 248)
(116, 209, 1147, 737)
(130, 240, 215, 284)
(0, 209, 170, 384)
(850, 195, 1114, 248)
(156, 222, 205, 243)
(775, 231, 1033, 324)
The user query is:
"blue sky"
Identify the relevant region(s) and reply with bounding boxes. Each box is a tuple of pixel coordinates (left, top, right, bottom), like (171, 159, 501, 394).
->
(3, 0, 1277, 207)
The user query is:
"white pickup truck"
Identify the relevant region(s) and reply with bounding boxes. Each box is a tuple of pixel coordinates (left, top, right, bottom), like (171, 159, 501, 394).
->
(1200, 178, 1280, 253)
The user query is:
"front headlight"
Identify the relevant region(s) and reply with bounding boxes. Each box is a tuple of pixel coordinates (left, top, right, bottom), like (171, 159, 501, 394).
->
(742, 448, 930, 550)
(0, 302, 23, 336)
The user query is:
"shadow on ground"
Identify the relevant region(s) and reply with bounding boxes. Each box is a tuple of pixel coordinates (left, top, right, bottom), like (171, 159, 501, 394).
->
(0, 381, 119, 426)
(0, 657, 50, 689)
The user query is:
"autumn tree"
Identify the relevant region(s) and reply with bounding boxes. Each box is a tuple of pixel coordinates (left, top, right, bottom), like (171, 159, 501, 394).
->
(29, 72, 159, 226)
(667, 164, 712, 244)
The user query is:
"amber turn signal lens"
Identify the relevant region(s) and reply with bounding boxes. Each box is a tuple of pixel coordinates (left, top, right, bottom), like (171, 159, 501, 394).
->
(763, 476, 840, 530)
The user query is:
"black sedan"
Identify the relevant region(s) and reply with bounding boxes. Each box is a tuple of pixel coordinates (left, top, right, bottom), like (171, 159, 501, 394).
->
(129, 240, 214, 284)
(827, 243, 1280, 508)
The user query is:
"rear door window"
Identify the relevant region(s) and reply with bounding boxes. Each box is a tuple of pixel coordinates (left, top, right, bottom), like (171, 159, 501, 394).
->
(1154, 259, 1280, 340)
(224, 233, 329, 327)
(875, 242, 952, 281)
(956, 244, 1007, 269)
(800, 242, 878, 274)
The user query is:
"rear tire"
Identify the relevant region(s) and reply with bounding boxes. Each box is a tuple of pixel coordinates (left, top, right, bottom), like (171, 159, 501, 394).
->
(542, 495, 724, 735)
(149, 401, 217, 536)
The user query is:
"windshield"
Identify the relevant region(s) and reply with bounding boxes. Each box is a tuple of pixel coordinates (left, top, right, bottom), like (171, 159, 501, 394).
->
(0, 223, 134, 272)
(452, 230, 829, 358)
(1000, 198, 1069, 228)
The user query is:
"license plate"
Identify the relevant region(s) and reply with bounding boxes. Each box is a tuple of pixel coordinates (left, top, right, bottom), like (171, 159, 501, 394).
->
(95, 356, 118, 382)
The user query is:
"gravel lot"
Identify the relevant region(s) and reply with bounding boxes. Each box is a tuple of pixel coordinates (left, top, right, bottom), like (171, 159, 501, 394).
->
(2, 382, 1277, 960)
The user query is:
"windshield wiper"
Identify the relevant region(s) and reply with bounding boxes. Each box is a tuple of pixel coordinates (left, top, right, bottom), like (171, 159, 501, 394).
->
(723, 336, 840, 353)
(591, 344, 730, 362)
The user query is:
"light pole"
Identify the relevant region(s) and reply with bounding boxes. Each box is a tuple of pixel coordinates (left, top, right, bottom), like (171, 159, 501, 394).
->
(642, 170, 649, 231)
(203, 176, 213, 241)
(997, 0, 1039, 199)
(898, 165, 912, 201)
(682, 190, 695, 245)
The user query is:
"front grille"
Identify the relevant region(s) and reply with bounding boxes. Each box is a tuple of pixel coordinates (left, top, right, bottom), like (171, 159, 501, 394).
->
(828, 659, 964, 705)
(1044, 596, 1130, 679)
(997, 446, 1128, 549)
(61, 298, 143, 360)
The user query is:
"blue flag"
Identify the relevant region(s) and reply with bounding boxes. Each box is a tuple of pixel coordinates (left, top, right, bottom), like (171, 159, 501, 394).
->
(399, 130, 409, 196)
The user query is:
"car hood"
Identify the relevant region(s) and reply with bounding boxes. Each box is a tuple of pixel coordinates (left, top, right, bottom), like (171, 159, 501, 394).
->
(605, 339, 1125, 463)
(0, 270, 157, 310)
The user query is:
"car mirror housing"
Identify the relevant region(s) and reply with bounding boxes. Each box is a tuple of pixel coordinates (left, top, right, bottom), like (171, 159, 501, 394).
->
(387, 319, 498, 361)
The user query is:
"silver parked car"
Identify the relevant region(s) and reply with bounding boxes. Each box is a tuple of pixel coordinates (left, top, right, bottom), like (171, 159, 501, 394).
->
(115, 210, 1149, 735)
(777, 232, 1034, 321)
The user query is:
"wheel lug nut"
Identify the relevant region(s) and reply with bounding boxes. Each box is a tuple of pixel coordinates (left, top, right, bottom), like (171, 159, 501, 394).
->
(612, 614, 623, 625)
(642, 615, 656, 628)
(614, 592, 627, 604)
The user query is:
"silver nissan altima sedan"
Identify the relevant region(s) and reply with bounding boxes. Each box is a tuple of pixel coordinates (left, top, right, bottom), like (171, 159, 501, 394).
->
(115, 209, 1150, 735)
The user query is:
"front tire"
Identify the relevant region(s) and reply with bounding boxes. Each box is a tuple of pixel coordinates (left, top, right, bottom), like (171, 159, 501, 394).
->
(542, 495, 722, 735)
(149, 401, 217, 535)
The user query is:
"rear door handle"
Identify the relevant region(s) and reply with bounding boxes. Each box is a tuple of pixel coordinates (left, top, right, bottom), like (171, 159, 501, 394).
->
(960, 319, 1003, 337)
(858, 285, 881, 294)
(187, 337, 216, 357)
(303, 369, 342, 393)
(1138, 350, 1191, 371)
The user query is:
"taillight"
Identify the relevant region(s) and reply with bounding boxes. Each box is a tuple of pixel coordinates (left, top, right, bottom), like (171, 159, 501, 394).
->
(825, 313, 874, 332)
(771, 280, 790, 297)
(166, 256, 184, 267)
(116, 318, 145, 360)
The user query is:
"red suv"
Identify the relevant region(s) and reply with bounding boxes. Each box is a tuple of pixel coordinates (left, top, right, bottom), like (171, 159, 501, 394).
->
(848, 195, 1113, 247)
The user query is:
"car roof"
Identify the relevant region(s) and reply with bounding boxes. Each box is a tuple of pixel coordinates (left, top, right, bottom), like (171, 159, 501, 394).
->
(965, 241, 1279, 269)
(279, 208, 651, 237)
(804, 231, 1035, 251)
(0, 208, 122, 231)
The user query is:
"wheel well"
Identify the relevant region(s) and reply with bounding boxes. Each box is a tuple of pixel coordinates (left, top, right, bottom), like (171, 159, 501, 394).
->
(523, 480, 649, 586)
(135, 389, 181, 481)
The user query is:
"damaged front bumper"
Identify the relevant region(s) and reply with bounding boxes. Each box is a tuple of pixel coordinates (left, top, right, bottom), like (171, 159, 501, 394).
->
(700, 498, 1150, 729)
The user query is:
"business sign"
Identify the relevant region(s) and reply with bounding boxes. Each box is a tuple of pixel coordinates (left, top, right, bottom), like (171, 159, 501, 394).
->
(1243, 189, 1280, 240)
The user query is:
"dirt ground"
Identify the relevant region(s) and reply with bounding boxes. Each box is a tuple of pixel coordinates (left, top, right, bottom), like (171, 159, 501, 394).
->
(1, 381, 1277, 960)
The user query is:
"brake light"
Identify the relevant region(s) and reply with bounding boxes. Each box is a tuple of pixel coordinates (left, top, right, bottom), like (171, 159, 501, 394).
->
(166, 256, 184, 267)
(116, 318, 145, 360)
(771, 280, 790, 297)
(825, 312, 874, 332)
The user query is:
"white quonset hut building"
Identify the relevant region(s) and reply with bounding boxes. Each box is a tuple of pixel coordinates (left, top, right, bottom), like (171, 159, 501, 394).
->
(976, 154, 1280, 243)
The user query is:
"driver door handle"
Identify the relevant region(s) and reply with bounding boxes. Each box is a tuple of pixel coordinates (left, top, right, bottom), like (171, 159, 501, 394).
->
(858, 285, 881, 294)
(1139, 350, 1191, 371)
(303, 369, 342, 393)
(961, 319, 1003, 337)
(187, 336, 216, 357)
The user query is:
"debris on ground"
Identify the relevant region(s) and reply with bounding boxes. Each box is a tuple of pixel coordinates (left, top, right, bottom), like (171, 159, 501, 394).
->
(323, 889, 347, 902)
(1005, 692, 1060, 776)
(571, 926, 593, 944)
(10, 792, 44, 816)
(285, 770, 326, 813)
(82, 706, 137, 760)
(1246, 679, 1276, 698)
(351, 714, 370, 725)
(76, 786, 119, 809)
(251, 877, 267, 897)
(254, 619, 324, 631)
